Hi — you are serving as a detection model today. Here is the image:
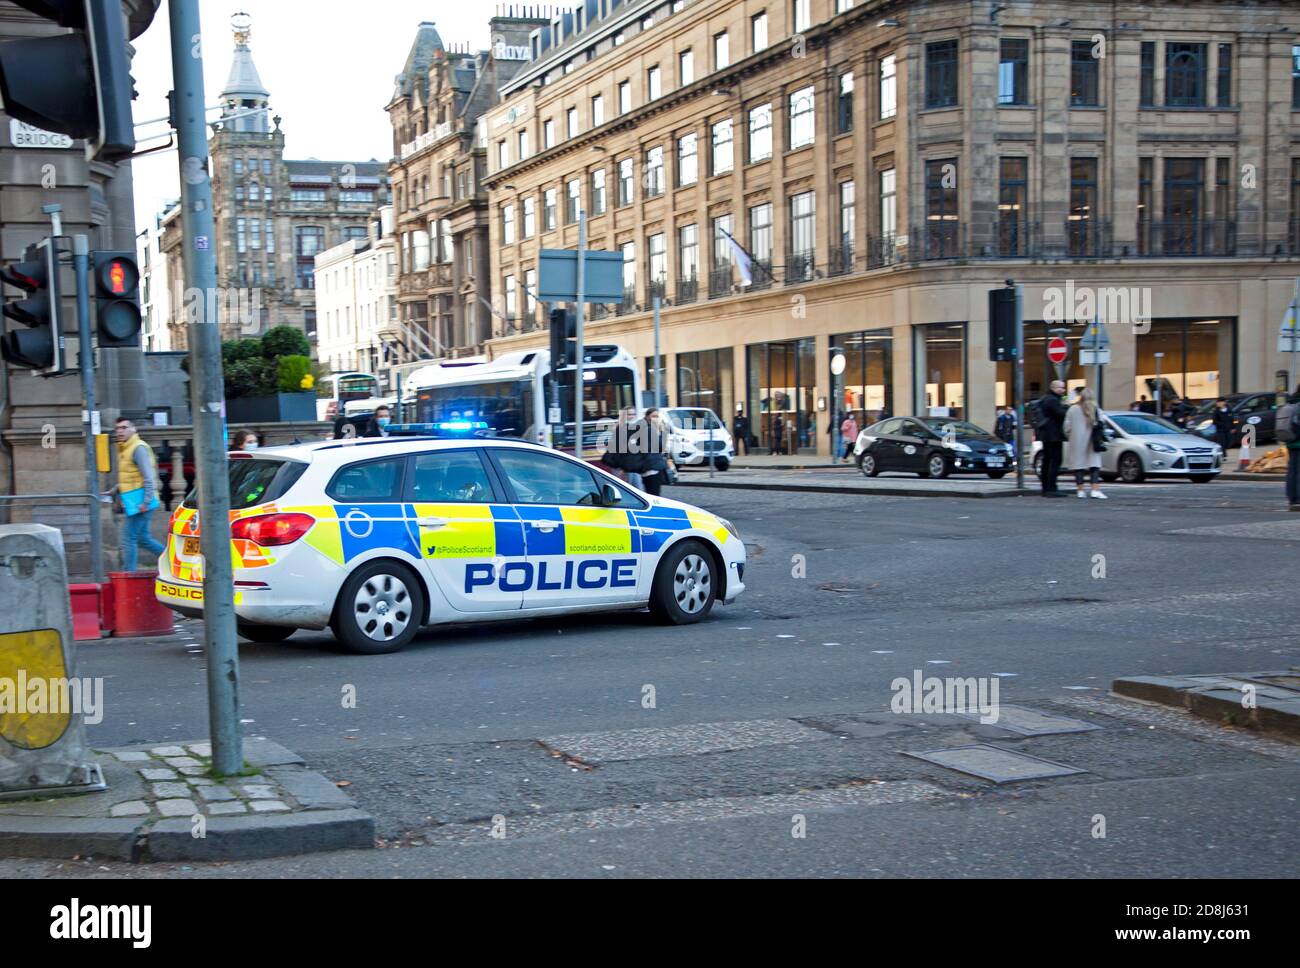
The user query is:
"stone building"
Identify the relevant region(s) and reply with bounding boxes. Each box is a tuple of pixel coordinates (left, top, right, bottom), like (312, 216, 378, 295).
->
(384, 11, 551, 369)
(314, 205, 398, 381)
(483, 0, 1300, 455)
(208, 13, 389, 347)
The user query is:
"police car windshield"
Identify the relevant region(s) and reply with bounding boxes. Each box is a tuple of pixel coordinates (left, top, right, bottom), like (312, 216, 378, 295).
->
(183, 458, 306, 511)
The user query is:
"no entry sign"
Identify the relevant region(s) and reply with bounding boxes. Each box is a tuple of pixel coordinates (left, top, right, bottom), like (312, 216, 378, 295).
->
(1047, 336, 1070, 365)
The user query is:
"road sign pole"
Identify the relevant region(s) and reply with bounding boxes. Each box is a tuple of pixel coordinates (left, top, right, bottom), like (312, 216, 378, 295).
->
(1291, 278, 1299, 395)
(169, 0, 241, 777)
(1015, 283, 1025, 490)
(1093, 313, 1103, 410)
(574, 209, 586, 458)
(70, 235, 103, 585)
(1154, 351, 1164, 416)
(653, 294, 662, 409)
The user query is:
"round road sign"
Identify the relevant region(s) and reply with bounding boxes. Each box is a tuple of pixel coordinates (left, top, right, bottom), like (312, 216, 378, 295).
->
(1047, 336, 1069, 365)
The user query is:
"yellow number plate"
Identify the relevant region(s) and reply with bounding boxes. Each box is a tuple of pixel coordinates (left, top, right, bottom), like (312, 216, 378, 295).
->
(183, 537, 201, 556)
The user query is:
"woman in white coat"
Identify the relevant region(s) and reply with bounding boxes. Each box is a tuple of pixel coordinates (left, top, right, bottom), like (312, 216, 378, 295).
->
(1064, 388, 1106, 499)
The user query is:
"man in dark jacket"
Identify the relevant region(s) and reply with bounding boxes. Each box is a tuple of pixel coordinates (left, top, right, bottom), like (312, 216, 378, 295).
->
(733, 406, 750, 456)
(1037, 380, 1068, 497)
(1211, 398, 1235, 453)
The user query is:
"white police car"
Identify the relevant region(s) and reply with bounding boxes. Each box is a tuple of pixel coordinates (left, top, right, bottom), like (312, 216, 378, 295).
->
(155, 433, 746, 654)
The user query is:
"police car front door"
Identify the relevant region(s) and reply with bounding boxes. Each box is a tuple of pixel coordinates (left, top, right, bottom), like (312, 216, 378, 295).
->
(489, 449, 641, 609)
(404, 448, 525, 613)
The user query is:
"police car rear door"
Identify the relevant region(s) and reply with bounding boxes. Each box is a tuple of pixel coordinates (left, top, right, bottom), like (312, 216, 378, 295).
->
(487, 448, 641, 609)
(403, 447, 526, 613)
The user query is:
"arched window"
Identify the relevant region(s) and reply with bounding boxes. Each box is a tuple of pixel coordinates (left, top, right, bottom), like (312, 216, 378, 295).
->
(1165, 44, 1206, 106)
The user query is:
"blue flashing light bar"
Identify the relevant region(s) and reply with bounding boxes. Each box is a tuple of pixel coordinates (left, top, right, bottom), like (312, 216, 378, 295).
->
(385, 422, 491, 437)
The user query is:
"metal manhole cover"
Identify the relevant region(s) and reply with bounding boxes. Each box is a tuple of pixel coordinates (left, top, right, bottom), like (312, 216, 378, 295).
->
(958, 704, 1100, 736)
(902, 745, 1086, 784)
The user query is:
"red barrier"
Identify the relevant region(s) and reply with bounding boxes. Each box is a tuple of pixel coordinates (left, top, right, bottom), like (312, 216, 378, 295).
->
(69, 584, 106, 641)
(108, 571, 174, 638)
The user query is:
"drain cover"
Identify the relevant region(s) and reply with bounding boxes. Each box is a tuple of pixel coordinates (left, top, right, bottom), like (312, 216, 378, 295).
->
(959, 704, 1100, 736)
(903, 745, 1086, 783)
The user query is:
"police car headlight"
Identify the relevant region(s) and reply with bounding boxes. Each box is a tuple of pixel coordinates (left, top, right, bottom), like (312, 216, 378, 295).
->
(718, 517, 741, 541)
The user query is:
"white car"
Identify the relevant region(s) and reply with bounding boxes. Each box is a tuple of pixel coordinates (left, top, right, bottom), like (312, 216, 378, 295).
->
(662, 407, 735, 470)
(1031, 410, 1224, 483)
(155, 434, 747, 654)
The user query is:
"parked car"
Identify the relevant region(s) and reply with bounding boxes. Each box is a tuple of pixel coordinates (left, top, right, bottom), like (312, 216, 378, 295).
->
(662, 407, 735, 470)
(1031, 410, 1223, 483)
(854, 416, 1014, 479)
(1184, 392, 1280, 447)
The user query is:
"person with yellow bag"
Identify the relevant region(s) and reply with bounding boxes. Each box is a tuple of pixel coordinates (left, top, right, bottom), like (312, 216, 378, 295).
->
(109, 417, 165, 572)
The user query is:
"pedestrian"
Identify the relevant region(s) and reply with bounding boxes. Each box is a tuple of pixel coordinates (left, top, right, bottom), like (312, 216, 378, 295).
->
(770, 415, 785, 455)
(1281, 385, 1300, 511)
(839, 412, 859, 462)
(733, 405, 750, 457)
(365, 405, 392, 438)
(1210, 398, 1235, 453)
(1064, 388, 1107, 500)
(602, 408, 645, 490)
(110, 417, 165, 572)
(232, 429, 261, 452)
(638, 408, 671, 496)
(1035, 379, 1069, 497)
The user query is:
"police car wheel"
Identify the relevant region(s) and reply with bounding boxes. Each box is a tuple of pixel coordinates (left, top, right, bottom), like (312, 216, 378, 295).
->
(650, 541, 717, 625)
(332, 561, 425, 655)
(237, 623, 295, 643)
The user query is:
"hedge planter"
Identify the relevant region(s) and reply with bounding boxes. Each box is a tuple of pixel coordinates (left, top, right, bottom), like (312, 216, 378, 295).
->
(227, 391, 317, 424)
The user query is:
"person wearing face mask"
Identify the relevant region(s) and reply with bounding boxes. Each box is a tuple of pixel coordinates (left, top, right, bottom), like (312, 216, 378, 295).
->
(232, 430, 260, 452)
(366, 405, 393, 437)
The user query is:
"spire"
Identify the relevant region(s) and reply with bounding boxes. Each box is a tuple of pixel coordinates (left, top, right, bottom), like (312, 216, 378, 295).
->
(220, 11, 271, 133)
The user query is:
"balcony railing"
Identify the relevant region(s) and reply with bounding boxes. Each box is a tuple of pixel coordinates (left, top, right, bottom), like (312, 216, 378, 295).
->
(1135, 219, 1236, 257)
(916, 220, 964, 260)
(784, 249, 816, 285)
(828, 242, 855, 277)
(1289, 218, 1300, 256)
(615, 286, 637, 316)
(676, 277, 698, 305)
(867, 234, 899, 268)
(748, 258, 774, 291)
(647, 278, 667, 303)
(1065, 218, 1112, 259)
(708, 264, 733, 299)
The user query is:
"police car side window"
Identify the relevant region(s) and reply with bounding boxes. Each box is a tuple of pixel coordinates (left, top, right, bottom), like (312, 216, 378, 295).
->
(327, 457, 405, 502)
(410, 450, 495, 504)
(494, 450, 603, 507)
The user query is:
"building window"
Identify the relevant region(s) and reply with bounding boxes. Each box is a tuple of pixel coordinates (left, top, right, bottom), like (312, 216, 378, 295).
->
(543, 118, 555, 149)
(1138, 157, 1153, 254)
(792, 0, 809, 33)
(236, 217, 246, 254)
(879, 53, 897, 120)
(998, 157, 1028, 256)
(1071, 40, 1100, 106)
(1140, 42, 1156, 106)
(591, 168, 607, 215)
(679, 49, 694, 86)
(235, 185, 245, 202)
(833, 180, 855, 274)
(837, 72, 854, 133)
(618, 158, 634, 206)
(789, 86, 815, 150)
(926, 40, 959, 108)
(714, 31, 730, 70)
(999, 38, 1029, 105)
(751, 12, 768, 53)
(265, 219, 274, 254)
(836, 0, 854, 11)
(711, 118, 734, 175)
(522, 196, 536, 238)
(1293, 46, 1300, 109)
(787, 191, 815, 283)
(250, 219, 262, 250)
(249, 182, 260, 203)
(566, 107, 578, 139)
(677, 348, 735, 417)
(591, 94, 605, 126)
(711, 214, 735, 296)
(566, 179, 580, 223)
(262, 158, 271, 175)
(678, 223, 699, 301)
(643, 146, 663, 197)
(621, 241, 636, 304)
(234, 159, 243, 175)
(502, 204, 516, 244)
(1213, 156, 1232, 246)
(648, 232, 667, 299)
(618, 80, 632, 115)
(924, 159, 959, 258)
(832, 329, 893, 426)
(678, 132, 698, 186)
(748, 103, 773, 162)
(1216, 43, 1232, 106)
(1166, 43, 1207, 107)
(497, 140, 508, 169)
(504, 275, 517, 323)
(647, 66, 662, 101)
(1162, 157, 1204, 255)
(543, 187, 557, 230)
(517, 130, 530, 160)
(264, 185, 273, 203)
(296, 226, 325, 257)
(1068, 158, 1099, 256)
(291, 187, 327, 203)
(340, 190, 374, 203)
(1289, 158, 1300, 253)
(525, 268, 538, 320)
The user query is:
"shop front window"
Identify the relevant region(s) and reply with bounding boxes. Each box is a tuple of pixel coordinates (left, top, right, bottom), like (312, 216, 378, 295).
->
(833, 331, 894, 426)
(747, 338, 818, 454)
(676, 348, 735, 420)
(914, 323, 966, 418)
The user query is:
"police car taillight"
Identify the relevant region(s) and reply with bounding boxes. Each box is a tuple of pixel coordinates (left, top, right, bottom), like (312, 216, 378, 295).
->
(230, 512, 315, 546)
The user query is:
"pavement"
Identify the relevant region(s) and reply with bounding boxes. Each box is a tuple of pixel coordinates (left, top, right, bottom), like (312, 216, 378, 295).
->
(1, 475, 1295, 877)
(1113, 671, 1300, 741)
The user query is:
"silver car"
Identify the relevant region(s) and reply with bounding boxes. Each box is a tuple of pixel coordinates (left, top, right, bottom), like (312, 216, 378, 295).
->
(1034, 410, 1224, 484)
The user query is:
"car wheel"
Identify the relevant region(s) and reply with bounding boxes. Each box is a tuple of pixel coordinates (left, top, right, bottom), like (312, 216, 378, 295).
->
(331, 560, 425, 655)
(860, 452, 880, 477)
(1118, 452, 1145, 484)
(927, 453, 950, 479)
(650, 540, 717, 625)
(237, 623, 295, 643)
(713, 458, 730, 471)
(1189, 474, 1215, 484)
(986, 471, 1007, 479)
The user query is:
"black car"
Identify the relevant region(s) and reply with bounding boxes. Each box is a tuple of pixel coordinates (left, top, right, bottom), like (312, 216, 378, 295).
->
(1185, 392, 1280, 447)
(853, 416, 1015, 479)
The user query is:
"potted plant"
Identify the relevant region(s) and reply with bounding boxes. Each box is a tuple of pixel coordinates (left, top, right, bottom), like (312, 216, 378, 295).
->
(224, 327, 320, 423)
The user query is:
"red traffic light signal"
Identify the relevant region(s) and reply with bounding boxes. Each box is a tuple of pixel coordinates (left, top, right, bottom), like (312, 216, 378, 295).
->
(1, 239, 64, 374)
(92, 250, 141, 347)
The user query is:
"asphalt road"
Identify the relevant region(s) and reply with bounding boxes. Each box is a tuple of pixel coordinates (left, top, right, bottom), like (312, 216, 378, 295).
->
(4, 477, 1297, 878)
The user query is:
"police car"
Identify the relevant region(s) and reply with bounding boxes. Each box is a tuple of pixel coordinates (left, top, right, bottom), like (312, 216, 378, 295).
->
(155, 430, 746, 654)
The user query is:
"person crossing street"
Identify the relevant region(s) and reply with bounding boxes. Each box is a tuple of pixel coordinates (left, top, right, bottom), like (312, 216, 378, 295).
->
(110, 418, 165, 572)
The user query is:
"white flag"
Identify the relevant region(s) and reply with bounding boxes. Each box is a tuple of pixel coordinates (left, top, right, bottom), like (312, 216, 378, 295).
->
(721, 229, 753, 287)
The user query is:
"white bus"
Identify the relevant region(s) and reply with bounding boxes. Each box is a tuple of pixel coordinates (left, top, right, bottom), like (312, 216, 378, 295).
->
(402, 345, 643, 451)
(316, 372, 381, 421)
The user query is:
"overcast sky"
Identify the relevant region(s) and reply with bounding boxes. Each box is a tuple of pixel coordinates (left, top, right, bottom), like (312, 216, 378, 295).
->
(130, 0, 494, 233)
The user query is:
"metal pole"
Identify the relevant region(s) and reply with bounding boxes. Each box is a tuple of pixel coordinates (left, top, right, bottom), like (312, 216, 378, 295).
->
(1093, 312, 1102, 412)
(1291, 278, 1299, 396)
(652, 294, 662, 409)
(71, 235, 103, 585)
(574, 210, 586, 458)
(169, 0, 242, 776)
(1014, 283, 1025, 491)
(546, 301, 560, 449)
(1154, 352, 1164, 417)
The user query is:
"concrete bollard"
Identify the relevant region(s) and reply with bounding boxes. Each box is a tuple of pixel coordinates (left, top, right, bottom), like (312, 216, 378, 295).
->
(0, 524, 105, 798)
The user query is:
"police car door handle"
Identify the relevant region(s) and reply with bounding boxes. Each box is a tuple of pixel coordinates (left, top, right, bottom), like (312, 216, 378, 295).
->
(417, 516, 448, 529)
(639, 527, 655, 537)
(530, 520, 559, 533)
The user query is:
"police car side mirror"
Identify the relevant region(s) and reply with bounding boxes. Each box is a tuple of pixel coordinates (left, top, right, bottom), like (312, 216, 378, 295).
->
(600, 484, 621, 506)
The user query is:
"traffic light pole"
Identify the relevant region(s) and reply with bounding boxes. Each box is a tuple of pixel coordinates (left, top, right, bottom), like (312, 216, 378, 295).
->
(169, 0, 242, 777)
(1015, 283, 1025, 492)
(71, 236, 103, 584)
(574, 210, 586, 458)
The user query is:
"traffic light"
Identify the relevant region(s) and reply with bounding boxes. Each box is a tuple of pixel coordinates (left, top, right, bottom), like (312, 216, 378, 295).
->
(988, 285, 1018, 362)
(0, 0, 136, 162)
(92, 250, 141, 347)
(1, 239, 64, 374)
(549, 307, 575, 370)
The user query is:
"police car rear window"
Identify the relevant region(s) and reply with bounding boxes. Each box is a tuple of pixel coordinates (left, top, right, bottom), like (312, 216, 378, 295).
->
(182, 459, 306, 511)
